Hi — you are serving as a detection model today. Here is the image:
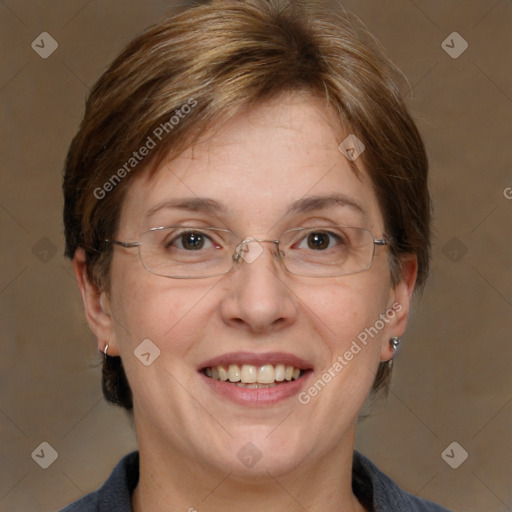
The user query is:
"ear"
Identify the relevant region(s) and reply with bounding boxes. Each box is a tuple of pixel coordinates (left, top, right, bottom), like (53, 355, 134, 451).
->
(72, 248, 119, 356)
(380, 254, 418, 362)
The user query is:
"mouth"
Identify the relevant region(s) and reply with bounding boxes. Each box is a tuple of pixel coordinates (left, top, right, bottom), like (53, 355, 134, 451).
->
(198, 352, 313, 405)
(201, 363, 306, 388)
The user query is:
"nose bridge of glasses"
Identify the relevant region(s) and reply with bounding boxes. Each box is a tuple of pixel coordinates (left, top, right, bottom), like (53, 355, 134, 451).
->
(233, 237, 281, 265)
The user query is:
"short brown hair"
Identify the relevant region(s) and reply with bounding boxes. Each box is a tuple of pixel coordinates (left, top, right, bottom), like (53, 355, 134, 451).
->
(63, 0, 431, 411)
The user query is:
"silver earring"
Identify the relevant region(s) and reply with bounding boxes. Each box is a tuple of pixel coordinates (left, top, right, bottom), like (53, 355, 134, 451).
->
(103, 343, 109, 357)
(390, 337, 400, 351)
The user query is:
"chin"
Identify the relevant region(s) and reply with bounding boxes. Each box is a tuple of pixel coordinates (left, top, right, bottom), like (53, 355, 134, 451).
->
(206, 428, 310, 479)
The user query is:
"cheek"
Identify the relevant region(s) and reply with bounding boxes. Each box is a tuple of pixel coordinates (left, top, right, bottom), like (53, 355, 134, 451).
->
(301, 277, 391, 356)
(308, 276, 389, 328)
(109, 263, 215, 354)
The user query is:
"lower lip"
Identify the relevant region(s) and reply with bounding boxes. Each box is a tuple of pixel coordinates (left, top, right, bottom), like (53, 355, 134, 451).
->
(199, 371, 312, 406)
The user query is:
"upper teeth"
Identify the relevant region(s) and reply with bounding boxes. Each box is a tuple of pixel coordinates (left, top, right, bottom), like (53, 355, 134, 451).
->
(205, 364, 301, 384)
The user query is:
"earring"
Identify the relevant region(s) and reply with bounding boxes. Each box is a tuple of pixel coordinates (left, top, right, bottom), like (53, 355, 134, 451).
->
(390, 337, 400, 351)
(103, 343, 109, 357)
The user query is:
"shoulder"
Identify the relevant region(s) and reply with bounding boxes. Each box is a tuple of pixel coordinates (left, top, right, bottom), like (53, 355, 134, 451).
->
(353, 451, 452, 512)
(58, 451, 139, 512)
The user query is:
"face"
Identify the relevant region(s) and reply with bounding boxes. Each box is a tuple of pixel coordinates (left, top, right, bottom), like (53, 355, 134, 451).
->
(79, 91, 416, 480)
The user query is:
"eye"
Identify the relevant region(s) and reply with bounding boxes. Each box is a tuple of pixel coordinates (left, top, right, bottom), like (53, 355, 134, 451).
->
(167, 231, 217, 251)
(296, 231, 344, 251)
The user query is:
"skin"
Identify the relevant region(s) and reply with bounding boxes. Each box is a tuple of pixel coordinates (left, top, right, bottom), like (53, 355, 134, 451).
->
(74, 90, 417, 512)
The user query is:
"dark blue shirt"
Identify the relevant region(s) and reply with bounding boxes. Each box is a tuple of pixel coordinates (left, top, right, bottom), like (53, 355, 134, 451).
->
(59, 451, 451, 511)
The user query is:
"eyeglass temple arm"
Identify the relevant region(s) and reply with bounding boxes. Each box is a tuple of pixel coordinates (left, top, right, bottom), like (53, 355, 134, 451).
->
(374, 236, 393, 246)
(105, 239, 140, 249)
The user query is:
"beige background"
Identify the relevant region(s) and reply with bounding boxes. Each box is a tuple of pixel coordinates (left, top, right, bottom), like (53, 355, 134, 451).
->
(1, 1, 511, 511)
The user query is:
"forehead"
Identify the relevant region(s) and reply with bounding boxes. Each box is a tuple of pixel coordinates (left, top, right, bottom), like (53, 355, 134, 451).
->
(119, 91, 383, 235)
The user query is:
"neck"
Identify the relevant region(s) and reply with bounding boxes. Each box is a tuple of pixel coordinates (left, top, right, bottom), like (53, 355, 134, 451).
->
(132, 426, 367, 512)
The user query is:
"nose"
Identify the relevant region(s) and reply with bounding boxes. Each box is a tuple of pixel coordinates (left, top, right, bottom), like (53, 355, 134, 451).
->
(219, 239, 298, 334)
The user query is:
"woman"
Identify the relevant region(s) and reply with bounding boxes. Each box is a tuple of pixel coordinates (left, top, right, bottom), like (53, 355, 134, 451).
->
(61, 0, 450, 510)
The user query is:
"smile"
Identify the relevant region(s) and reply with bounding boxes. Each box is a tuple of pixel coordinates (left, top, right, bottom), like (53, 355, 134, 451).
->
(198, 351, 313, 405)
(203, 363, 304, 388)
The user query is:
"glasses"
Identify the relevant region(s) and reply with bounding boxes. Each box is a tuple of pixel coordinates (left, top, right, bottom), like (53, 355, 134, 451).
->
(105, 225, 392, 279)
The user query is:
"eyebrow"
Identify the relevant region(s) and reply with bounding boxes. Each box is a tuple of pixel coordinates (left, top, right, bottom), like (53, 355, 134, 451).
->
(145, 193, 366, 221)
(285, 194, 366, 217)
(146, 198, 227, 221)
